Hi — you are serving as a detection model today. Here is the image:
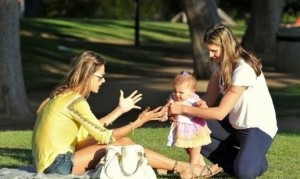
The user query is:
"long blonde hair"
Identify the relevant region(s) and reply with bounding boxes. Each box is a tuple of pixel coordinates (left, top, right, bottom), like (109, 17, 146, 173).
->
(204, 24, 262, 90)
(50, 51, 105, 98)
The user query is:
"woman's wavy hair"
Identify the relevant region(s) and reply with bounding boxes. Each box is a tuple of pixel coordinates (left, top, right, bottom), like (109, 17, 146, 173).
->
(204, 24, 262, 90)
(50, 51, 105, 98)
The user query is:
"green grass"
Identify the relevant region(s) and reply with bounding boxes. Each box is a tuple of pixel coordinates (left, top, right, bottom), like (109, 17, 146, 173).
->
(20, 18, 245, 92)
(1, 128, 299, 178)
(20, 18, 192, 92)
(271, 85, 300, 119)
(0, 130, 32, 168)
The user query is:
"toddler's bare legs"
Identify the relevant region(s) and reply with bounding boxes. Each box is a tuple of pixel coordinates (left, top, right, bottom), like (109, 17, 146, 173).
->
(186, 147, 206, 166)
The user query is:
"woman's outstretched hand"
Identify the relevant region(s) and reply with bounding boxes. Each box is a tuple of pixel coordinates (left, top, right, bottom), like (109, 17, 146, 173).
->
(137, 106, 167, 124)
(118, 90, 142, 113)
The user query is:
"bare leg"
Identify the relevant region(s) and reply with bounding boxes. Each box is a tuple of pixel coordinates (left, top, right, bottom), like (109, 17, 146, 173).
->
(144, 148, 222, 178)
(72, 137, 135, 174)
(188, 147, 206, 166)
(72, 137, 222, 177)
(144, 148, 178, 171)
(198, 154, 206, 166)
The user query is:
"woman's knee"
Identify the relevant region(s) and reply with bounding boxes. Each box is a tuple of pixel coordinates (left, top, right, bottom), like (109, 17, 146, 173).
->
(234, 163, 267, 179)
(234, 166, 255, 179)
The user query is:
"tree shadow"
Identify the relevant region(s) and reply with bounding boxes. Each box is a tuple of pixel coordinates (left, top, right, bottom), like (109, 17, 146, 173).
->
(0, 148, 32, 168)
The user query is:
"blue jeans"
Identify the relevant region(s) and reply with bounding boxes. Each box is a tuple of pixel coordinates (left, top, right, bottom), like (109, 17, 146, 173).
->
(44, 152, 74, 175)
(201, 118, 274, 179)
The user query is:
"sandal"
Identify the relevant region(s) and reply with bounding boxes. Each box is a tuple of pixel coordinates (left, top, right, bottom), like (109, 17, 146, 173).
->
(179, 163, 223, 179)
(198, 165, 223, 178)
(179, 164, 194, 179)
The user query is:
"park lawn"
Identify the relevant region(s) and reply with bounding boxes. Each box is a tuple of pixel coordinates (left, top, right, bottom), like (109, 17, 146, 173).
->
(0, 18, 298, 178)
(0, 127, 299, 178)
(20, 18, 192, 92)
(20, 18, 245, 92)
(1, 81, 300, 178)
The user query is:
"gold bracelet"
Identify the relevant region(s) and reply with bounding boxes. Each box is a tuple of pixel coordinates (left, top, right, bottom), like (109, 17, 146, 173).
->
(129, 122, 135, 135)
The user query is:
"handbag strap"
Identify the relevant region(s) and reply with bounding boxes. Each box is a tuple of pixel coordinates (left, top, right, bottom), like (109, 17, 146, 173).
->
(104, 146, 145, 178)
(118, 147, 144, 176)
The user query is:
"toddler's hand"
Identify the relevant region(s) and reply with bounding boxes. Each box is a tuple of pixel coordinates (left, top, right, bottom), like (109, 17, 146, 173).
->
(197, 100, 208, 108)
(158, 101, 172, 122)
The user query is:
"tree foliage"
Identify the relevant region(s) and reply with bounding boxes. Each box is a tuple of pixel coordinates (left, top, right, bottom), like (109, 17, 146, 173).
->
(28, 0, 182, 20)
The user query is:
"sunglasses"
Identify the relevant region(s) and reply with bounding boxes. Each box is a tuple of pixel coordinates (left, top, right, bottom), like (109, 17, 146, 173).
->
(93, 74, 105, 81)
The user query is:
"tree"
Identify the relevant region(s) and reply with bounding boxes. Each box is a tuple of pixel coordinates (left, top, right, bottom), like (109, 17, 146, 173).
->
(242, 0, 285, 67)
(182, 0, 221, 79)
(0, 0, 34, 126)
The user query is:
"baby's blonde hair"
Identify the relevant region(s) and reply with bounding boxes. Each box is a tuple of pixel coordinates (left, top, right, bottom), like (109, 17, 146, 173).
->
(174, 71, 197, 90)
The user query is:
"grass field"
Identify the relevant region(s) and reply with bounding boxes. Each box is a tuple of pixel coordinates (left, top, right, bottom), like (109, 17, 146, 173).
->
(0, 126, 299, 178)
(0, 18, 299, 178)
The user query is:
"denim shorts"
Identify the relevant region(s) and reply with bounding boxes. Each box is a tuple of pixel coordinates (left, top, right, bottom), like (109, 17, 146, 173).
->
(44, 152, 74, 175)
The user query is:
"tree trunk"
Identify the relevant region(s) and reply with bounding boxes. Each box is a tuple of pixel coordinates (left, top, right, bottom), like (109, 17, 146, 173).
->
(241, 0, 285, 67)
(0, 0, 34, 126)
(182, 0, 221, 79)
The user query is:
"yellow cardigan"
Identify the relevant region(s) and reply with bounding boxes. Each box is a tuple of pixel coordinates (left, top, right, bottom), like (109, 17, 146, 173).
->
(32, 92, 114, 173)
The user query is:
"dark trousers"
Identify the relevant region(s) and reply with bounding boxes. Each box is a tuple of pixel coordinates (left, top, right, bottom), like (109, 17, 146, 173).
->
(201, 118, 274, 179)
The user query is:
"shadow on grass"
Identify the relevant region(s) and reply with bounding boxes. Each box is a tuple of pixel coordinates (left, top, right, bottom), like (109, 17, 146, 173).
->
(0, 148, 32, 168)
(277, 130, 300, 135)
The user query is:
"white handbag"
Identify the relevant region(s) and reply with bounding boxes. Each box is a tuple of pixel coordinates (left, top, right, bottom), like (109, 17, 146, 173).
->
(91, 144, 157, 179)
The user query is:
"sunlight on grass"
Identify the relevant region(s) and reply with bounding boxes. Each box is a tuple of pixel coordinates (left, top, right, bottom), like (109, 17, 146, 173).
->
(271, 85, 300, 119)
(20, 18, 192, 92)
(0, 129, 299, 178)
(0, 130, 32, 148)
(0, 131, 32, 168)
(265, 133, 300, 178)
(132, 128, 300, 179)
(20, 18, 246, 92)
(21, 18, 190, 44)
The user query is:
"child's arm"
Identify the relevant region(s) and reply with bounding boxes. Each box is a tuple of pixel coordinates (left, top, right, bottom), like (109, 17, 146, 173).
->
(159, 95, 177, 122)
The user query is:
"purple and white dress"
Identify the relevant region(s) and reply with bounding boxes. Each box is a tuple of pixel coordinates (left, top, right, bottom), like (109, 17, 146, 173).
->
(167, 93, 211, 148)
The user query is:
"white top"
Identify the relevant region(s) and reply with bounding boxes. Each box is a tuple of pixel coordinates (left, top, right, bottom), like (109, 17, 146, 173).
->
(216, 60, 278, 138)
